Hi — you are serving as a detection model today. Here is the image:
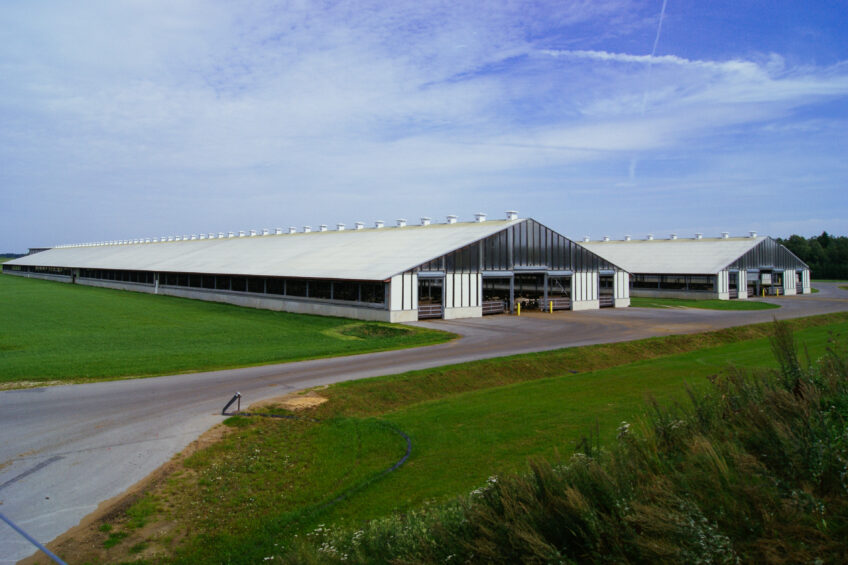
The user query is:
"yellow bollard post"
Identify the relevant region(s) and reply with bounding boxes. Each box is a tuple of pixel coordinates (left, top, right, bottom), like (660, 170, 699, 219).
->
(762, 288, 765, 297)
(549, 300, 553, 314)
(517, 302, 521, 316)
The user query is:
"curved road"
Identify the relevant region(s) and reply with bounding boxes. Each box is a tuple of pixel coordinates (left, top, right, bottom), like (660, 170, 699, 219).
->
(2, 284, 848, 562)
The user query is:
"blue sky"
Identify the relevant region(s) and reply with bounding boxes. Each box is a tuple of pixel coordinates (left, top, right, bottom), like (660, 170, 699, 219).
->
(2, 0, 847, 251)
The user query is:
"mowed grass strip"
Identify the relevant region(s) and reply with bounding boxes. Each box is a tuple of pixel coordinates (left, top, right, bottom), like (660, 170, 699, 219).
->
(61, 313, 848, 564)
(629, 296, 779, 310)
(0, 274, 452, 383)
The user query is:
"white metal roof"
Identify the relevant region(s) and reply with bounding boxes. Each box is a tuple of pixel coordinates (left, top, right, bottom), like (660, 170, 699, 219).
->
(581, 236, 766, 275)
(7, 220, 523, 281)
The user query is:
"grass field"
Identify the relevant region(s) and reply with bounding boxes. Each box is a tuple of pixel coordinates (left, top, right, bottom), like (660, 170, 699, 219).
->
(629, 296, 779, 310)
(0, 274, 452, 384)
(55, 312, 848, 564)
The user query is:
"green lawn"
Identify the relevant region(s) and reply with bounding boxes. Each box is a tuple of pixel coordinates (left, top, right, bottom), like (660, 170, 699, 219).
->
(75, 313, 848, 563)
(630, 296, 780, 310)
(0, 274, 452, 384)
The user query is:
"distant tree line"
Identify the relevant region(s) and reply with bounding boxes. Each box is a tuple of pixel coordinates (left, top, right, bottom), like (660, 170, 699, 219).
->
(778, 232, 848, 280)
(0, 253, 23, 259)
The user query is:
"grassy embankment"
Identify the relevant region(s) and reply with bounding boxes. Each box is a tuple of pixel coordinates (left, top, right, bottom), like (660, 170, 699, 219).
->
(289, 321, 848, 564)
(629, 296, 779, 310)
(47, 311, 848, 564)
(0, 273, 452, 385)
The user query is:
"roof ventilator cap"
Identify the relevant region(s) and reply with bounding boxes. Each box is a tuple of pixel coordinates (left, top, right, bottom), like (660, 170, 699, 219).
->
(249, 230, 257, 237)
(624, 235, 631, 241)
(420, 217, 431, 226)
(397, 218, 407, 227)
(219, 232, 226, 238)
(474, 213, 487, 223)
(695, 233, 703, 239)
(583, 236, 590, 242)
(337, 223, 345, 231)
(289, 226, 297, 234)
(647, 234, 654, 240)
(721, 232, 729, 239)
(355, 221, 365, 230)
(670, 233, 678, 240)
(238, 231, 246, 237)
(303, 226, 312, 233)
(603, 236, 610, 242)
(262, 228, 270, 236)
(319, 224, 328, 232)
(228, 232, 235, 238)
(374, 220, 384, 229)
(749, 231, 757, 238)
(505, 210, 518, 220)
(446, 215, 457, 224)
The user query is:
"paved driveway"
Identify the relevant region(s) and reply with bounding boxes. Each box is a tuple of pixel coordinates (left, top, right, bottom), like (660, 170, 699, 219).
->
(2, 283, 847, 562)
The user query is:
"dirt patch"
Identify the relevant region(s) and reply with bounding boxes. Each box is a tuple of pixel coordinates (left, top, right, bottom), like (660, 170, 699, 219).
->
(249, 388, 329, 411)
(0, 380, 63, 391)
(20, 424, 233, 565)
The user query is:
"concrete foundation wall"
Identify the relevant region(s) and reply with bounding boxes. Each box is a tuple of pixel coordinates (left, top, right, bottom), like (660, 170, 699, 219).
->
(443, 305, 483, 319)
(614, 297, 630, 308)
(572, 299, 600, 311)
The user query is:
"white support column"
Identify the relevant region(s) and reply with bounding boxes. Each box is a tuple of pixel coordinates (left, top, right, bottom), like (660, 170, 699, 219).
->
(572, 271, 600, 311)
(717, 270, 730, 300)
(614, 271, 630, 307)
(783, 269, 796, 296)
(444, 274, 454, 308)
(800, 269, 811, 294)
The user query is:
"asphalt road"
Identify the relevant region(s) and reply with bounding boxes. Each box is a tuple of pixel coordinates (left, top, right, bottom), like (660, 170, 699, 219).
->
(2, 283, 848, 562)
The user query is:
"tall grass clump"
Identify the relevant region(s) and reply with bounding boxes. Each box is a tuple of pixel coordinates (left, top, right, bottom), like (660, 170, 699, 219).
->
(281, 321, 848, 564)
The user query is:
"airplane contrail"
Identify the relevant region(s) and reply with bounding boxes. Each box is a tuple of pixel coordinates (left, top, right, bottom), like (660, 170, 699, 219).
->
(631, 0, 669, 182)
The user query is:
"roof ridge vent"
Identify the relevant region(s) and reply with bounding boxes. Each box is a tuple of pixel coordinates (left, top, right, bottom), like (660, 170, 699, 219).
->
(319, 224, 328, 232)
(262, 228, 270, 236)
(721, 231, 729, 239)
(603, 236, 610, 241)
(505, 210, 518, 221)
(624, 235, 631, 241)
(274, 228, 283, 235)
(238, 231, 246, 237)
(303, 226, 312, 233)
(289, 227, 297, 234)
(474, 212, 487, 223)
(749, 231, 757, 238)
(695, 233, 703, 239)
(249, 230, 257, 237)
(670, 233, 678, 240)
(583, 236, 590, 242)
(355, 221, 365, 230)
(396, 218, 407, 227)
(337, 223, 345, 231)
(420, 217, 431, 226)
(446, 215, 457, 224)
(374, 220, 384, 229)
(647, 234, 654, 240)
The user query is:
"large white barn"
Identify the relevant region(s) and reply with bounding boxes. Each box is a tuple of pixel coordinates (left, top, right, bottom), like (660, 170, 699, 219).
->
(581, 232, 811, 300)
(4, 212, 631, 321)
